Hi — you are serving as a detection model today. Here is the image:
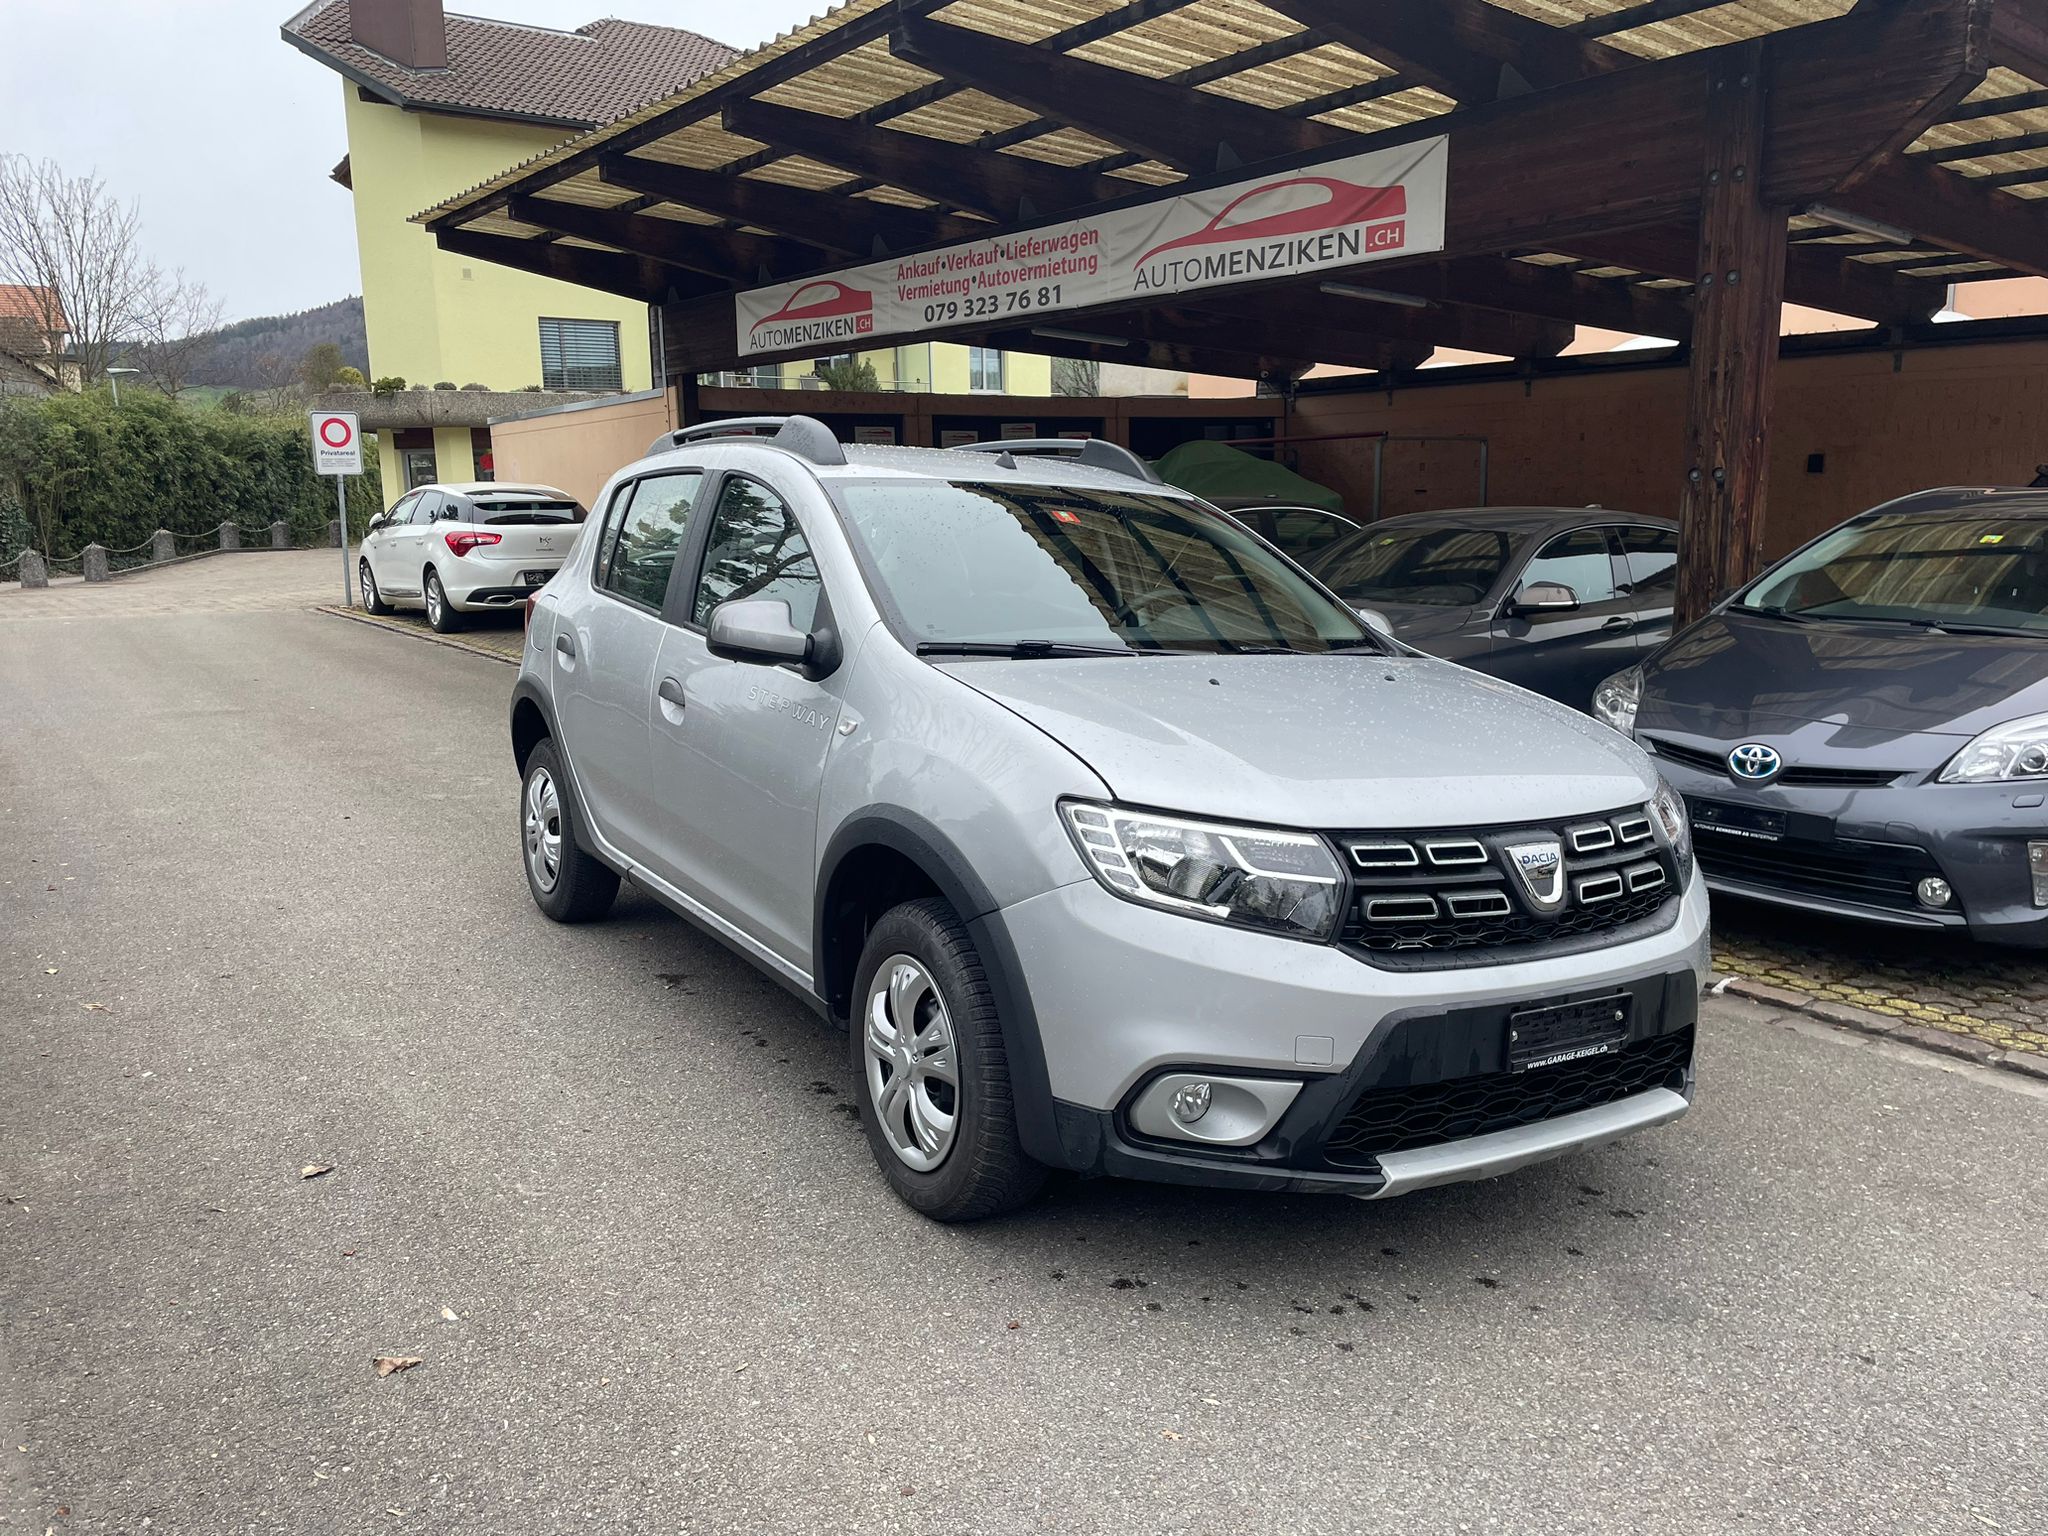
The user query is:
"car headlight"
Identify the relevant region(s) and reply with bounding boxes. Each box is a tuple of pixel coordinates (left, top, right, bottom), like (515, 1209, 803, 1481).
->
(1937, 713, 2048, 783)
(1651, 779, 1693, 882)
(1592, 665, 1643, 735)
(1061, 801, 1344, 941)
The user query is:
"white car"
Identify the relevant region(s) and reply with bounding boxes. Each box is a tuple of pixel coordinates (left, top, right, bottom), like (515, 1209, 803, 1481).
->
(359, 481, 586, 631)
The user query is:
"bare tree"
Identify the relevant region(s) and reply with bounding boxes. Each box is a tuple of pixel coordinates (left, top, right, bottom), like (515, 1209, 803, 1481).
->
(127, 268, 223, 398)
(0, 156, 149, 388)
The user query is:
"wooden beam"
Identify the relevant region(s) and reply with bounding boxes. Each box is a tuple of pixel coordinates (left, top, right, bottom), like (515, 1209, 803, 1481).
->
(434, 227, 696, 304)
(1563, 226, 1946, 324)
(506, 196, 823, 282)
(1569, 0, 1728, 37)
(721, 98, 1127, 221)
(887, 16, 1345, 173)
(1676, 45, 1789, 625)
(1830, 150, 2048, 278)
(1373, 256, 1695, 338)
(596, 155, 982, 256)
(1991, 0, 2048, 83)
(1262, 0, 1634, 101)
(1199, 285, 1575, 358)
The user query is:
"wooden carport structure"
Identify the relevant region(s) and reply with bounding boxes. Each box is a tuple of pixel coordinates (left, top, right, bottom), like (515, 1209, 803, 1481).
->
(418, 0, 2048, 619)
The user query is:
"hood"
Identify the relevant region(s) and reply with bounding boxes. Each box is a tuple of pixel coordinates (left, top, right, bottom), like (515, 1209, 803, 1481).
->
(1640, 610, 2048, 749)
(935, 653, 1655, 829)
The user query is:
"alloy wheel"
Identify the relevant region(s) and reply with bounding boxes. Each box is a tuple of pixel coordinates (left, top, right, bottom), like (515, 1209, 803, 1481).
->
(523, 765, 562, 893)
(862, 954, 960, 1172)
(425, 574, 443, 626)
(359, 562, 376, 607)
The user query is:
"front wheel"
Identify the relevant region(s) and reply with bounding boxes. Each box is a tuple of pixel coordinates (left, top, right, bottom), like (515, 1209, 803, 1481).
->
(520, 739, 618, 923)
(852, 899, 1045, 1222)
(359, 559, 391, 615)
(424, 568, 461, 633)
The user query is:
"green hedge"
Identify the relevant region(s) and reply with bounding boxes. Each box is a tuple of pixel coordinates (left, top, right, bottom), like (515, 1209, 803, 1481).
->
(0, 390, 382, 562)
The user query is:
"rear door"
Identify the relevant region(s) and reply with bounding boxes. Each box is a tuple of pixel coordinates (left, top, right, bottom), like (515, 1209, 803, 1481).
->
(1485, 525, 1638, 707)
(645, 470, 840, 969)
(1618, 524, 1680, 657)
(551, 471, 706, 863)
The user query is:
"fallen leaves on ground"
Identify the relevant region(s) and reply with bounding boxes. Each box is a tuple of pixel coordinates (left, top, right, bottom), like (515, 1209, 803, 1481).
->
(300, 1164, 335, 1180)
(439, 1306, 459, 1322)
(372, 1356, 422, 1378)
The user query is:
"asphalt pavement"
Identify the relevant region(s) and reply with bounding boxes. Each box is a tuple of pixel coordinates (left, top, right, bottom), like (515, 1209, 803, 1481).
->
(2, 559, 2045, 1536)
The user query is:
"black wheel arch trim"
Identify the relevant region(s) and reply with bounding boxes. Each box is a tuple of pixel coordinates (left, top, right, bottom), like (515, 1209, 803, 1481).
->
(817, 811, 1070, 1171)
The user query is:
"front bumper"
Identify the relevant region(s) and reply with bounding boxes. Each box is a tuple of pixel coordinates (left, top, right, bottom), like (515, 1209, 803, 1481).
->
(992, 871, 1708, 1196)
(1651, 751, 2048, 948)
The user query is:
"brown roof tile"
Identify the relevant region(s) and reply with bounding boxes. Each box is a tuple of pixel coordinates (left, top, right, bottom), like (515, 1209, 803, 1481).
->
(282, 2, 737, 129)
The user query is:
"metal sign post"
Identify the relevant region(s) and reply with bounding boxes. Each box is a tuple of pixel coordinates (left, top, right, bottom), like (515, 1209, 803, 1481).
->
(310, 411, 363, 606)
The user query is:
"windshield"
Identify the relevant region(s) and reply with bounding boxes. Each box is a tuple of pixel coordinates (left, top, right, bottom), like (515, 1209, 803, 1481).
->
(1740, 511, 2048, 634)
(1313, 523, 1512, 607)
(835, 480, 1377, 654)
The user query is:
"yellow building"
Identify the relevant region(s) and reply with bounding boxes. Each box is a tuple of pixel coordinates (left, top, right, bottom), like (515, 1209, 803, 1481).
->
(284, 0, 735, 503)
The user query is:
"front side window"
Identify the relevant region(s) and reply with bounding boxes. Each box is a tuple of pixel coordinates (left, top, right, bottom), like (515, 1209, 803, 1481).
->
(836, 480, 1374, 654)
(1521, 528, 1618, 604)
(539, 317, 623, 392)
(1741, 511, 2048, 634)
(968, 347, 1004, 393)
(383, 491, 421, 527)
(1315, 524, 1511, 608)
(693, 478, 822, 631)
(601, 472, 702, 609)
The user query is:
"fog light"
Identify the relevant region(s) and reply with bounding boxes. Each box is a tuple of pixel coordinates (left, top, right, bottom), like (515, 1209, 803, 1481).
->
(2030, 842, 2048, 908)
(1170, 1081, 1213, 1125)
(1916, 876, 1953, 910)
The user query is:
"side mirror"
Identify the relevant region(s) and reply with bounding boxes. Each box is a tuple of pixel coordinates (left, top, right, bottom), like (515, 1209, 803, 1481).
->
(1352, 605, 1394, 635)
(1508, 580, 1579, 617)
(707, 598, 812, 666)
(367, 516, 388, 532)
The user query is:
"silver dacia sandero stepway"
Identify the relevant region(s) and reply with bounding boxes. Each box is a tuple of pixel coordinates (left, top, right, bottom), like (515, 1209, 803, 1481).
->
(509, 417, 1709, 1221)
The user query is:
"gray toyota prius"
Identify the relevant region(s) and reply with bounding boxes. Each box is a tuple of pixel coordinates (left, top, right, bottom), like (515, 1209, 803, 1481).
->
(1592, 486, 2048, 947)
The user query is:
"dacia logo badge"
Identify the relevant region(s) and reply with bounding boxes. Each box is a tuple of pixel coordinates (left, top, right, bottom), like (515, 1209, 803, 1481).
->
(1727, 743, 1782, 782)
(1505, 837, 1566, 911)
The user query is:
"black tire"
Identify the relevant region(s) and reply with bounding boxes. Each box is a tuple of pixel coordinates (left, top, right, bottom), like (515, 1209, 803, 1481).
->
(519, 738, 619, 923)
(359, 559, 391, 615)
(424, 567, 462, 633)
(851, 898, 1046, 1222)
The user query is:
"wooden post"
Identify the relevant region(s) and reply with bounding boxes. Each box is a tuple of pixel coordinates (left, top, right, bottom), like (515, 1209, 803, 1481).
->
(676, 372, 700, 430)
(1676, 43, 1789, 626)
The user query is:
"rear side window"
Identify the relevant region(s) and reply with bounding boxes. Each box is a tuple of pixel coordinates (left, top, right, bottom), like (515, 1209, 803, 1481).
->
(1521, 528, 1618, 604)
(692, 477, 822, 631)
(1620, 525, 1679, 597)
(600, 472, 703, 609)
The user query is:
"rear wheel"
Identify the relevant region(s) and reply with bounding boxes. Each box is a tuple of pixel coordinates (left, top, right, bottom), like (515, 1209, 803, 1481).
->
(424, 568, 461, 633)
(359, 559, 391, 615)
(852, 899, 1045, 1222)
(521, 739, 618, 923)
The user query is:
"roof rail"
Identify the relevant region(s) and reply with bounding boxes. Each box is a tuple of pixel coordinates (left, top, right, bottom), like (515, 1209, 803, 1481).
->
(948, 437, 1163, 484)
(645, 414, 846, 466)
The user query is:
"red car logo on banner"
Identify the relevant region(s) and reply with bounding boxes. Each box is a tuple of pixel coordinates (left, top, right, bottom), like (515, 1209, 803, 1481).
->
(751, 278, 875, 335)
(1134, 176, 1408, 266)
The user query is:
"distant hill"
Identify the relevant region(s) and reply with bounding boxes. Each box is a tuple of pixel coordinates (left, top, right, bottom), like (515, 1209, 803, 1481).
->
(185, 297, 368, 388)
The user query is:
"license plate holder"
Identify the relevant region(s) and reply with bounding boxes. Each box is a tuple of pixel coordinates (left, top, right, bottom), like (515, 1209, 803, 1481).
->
(521, 569, 551, 587)
(1508, 993, 1631, 1072)
(1686, 798, 1788, 843)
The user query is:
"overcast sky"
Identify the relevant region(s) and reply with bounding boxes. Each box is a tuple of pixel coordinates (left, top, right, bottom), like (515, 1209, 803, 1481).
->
(0, 0, 827, 322)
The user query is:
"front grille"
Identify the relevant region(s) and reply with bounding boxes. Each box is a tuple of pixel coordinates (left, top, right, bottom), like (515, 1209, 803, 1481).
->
(1336, 808, 1680, 967)
(1694, 834, 1940, 912)
(1324, 1028, 1694, 1169)
(1645, 736, 1901, 788)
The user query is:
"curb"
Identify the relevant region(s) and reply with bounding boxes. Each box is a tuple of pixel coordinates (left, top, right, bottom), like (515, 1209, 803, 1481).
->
(1719, 976, 2048, 1082)
(317, 604, 522, 667)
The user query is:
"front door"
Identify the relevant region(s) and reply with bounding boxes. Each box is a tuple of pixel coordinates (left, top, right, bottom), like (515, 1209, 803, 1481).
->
(1486, 525, 1639, 707)
(646, 472, 840, 971)
(552, 471, 703, 864)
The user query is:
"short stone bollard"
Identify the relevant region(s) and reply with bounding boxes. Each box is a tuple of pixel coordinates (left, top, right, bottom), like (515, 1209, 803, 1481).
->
(329, 517, 344, 548)
(270, 519, 289, 550)
(152, 529, 174, 564)
(82, 544, 109, 582)
(18, 550, 48, 588)
(220, 523, 240, 551)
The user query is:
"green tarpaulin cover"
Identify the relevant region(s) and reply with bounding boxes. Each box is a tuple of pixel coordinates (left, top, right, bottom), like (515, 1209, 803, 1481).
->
(1152, 439, 1345, 515)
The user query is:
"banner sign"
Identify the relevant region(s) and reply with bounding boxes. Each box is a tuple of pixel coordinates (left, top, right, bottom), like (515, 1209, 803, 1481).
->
(734, 137, 1448, 359)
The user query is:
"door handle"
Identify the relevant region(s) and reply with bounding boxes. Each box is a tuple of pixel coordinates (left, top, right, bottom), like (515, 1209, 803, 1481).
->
(1600, 615, 1636, 632)
(555, 633, 576, 658)
(657, 676, 687, 709)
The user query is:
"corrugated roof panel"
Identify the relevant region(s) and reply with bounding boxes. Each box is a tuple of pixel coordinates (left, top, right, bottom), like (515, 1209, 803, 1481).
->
(878, 90, 1045, 141)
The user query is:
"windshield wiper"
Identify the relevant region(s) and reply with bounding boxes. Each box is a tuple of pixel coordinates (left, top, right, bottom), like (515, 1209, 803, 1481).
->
(1738, 604, 1817, 625)
(1845, 615, 2044, 638)
(915, 640, 1143, 659)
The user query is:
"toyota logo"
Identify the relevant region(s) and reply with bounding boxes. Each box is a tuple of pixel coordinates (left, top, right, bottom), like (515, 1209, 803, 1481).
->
(1727, 743, 1782, 782)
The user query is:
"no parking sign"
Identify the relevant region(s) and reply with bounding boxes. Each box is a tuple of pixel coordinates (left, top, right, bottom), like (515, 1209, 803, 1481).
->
(310, 411, 361, 476)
